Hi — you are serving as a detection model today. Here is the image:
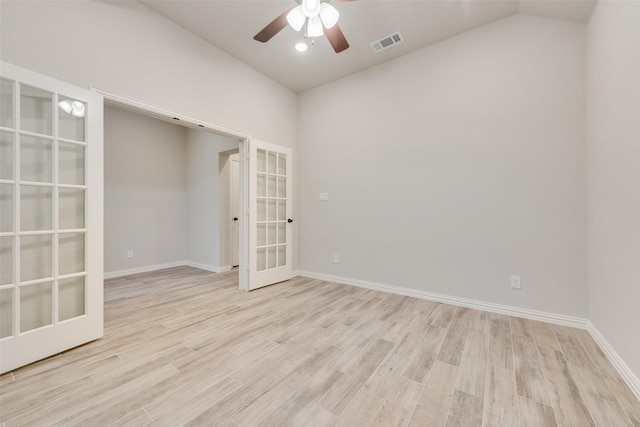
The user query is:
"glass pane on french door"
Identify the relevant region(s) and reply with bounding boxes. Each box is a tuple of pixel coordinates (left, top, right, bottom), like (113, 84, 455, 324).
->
(0, 77, 87, 334)
(0, 62, 100, 374)
(255, 148, 288, 272)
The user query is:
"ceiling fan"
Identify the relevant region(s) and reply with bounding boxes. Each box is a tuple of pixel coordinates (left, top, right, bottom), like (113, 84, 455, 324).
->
(253, 0, 354, 53)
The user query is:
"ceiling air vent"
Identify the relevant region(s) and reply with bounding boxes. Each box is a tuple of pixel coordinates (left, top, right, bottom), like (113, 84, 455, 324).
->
(371, 32, 403, 53)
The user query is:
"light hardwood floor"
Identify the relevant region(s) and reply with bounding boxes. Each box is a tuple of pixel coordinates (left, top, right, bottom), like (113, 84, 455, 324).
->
(0, 266, 638, 426)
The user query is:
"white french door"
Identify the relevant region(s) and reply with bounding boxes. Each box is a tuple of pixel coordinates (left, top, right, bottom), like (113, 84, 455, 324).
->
(0, 62, 103, 374)
(247, 139, 292, 290)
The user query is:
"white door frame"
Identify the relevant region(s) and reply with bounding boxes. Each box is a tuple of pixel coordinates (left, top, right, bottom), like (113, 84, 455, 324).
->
(91, 89, 252, 291)
(229, 155, 240, 268)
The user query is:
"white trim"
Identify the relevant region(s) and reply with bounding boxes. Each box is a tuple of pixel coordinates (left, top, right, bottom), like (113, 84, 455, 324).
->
(93, 87, 250, 292)
(296, 270, 589, 329)
(104, 261, 233, 279)
(186, 261, 232, 274)
(91, 87, 250, 141)
(587, 321, 640, 401)
(104, 261, 187, 279)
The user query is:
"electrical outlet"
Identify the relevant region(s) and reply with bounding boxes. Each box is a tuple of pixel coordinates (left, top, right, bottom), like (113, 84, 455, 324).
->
(511, 275, 521, 289)
(333, 254, 340, 264)
(127, 250, 133, 258)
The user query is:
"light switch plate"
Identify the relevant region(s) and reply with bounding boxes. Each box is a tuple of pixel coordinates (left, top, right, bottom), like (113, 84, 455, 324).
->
(319, 192, 329, 201)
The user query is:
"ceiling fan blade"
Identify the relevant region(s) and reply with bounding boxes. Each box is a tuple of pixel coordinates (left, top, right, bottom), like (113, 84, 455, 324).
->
(324, 23, 349, 53)
(254, 6, 295, 43)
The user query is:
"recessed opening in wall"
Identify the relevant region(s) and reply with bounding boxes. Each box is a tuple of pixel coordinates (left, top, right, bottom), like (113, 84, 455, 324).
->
(102, 98, 246, 288)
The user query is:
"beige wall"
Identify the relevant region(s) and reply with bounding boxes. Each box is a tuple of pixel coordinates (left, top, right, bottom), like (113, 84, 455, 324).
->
(587, 0, 640, 381)
(104, 106, 187, 272)
(299, 14, 588, 317)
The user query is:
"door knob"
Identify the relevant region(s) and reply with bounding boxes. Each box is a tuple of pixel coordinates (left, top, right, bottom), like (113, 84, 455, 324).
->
(287, 218, 293, 223)
(233, 217, 238, 221)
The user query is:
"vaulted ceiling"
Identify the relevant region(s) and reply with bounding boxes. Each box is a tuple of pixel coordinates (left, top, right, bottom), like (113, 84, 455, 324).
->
(142, 0, 597, 93)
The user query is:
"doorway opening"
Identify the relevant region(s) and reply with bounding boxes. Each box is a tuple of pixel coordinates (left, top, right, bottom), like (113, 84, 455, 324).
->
(97, 89, 249, 290)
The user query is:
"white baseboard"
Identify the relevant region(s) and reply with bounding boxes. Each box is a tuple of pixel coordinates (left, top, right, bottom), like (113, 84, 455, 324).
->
(587, 321, 640, 401)
(186, 261, 232, 273)
(105, 260, 232, 279)
(296, 270, 588, 329)
(104, 261, 187, 279)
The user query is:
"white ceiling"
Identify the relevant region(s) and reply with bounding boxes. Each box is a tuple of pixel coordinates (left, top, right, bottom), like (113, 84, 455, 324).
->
(142, 0, 596, 93)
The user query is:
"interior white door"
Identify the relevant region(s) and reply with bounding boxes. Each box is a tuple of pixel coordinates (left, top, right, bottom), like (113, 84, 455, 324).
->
(230, 157, 239, 267)
(248, 139, 292, 290)
(0, 62, 103, 374)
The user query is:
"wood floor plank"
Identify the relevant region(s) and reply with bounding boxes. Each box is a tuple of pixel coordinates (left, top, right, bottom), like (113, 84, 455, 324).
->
(483, 364, 519, 427)
(118, 408, 154, 426)
(0, 373, 14, 388)
(1, 376, 98, 425)
(370, 376, 423, 427)
(456, 331, 488, 398)
(0, 354, 121, 413)
(555, 339, 617, 401)
(582, 392, 635, 427)
(55, 364, 179, 427)
(487, 315, 513, 370)
(438, 307, 474, 366)
(606, 378, 640, 426)
(402, 325, 448, 383)
(329, 323, 387, 373)
(277, 404, 338, 427)
(536, 346, 595, 426)
(256, 365, 343, 427)
(231, 375, 301, 427)
(364, 331, 422, 398)
(146, 376, 242, 424)
(0, 267, 637, 426)
(409, 361, 458, 426)
(512, 335, 551, 406)
(318, 338, 394, 416)
(445, 389, 484, 427)
(182, 372, 279, 426)
(510, 316, 533, 339)
(335, 389, 383, 427)
(428, 303, 459, 329)
(530, 320, 561, 351)
(518, 396, 558, 427)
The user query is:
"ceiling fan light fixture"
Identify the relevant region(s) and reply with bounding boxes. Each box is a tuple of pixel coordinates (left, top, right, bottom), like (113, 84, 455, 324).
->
(295, 42, 308, 52)
(319, 3, 339, 29)
(253, 0, 350, 54)
(286, 5, 306, 31)
(301, 0, 321, 18)
(306, 15, 324, 38)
